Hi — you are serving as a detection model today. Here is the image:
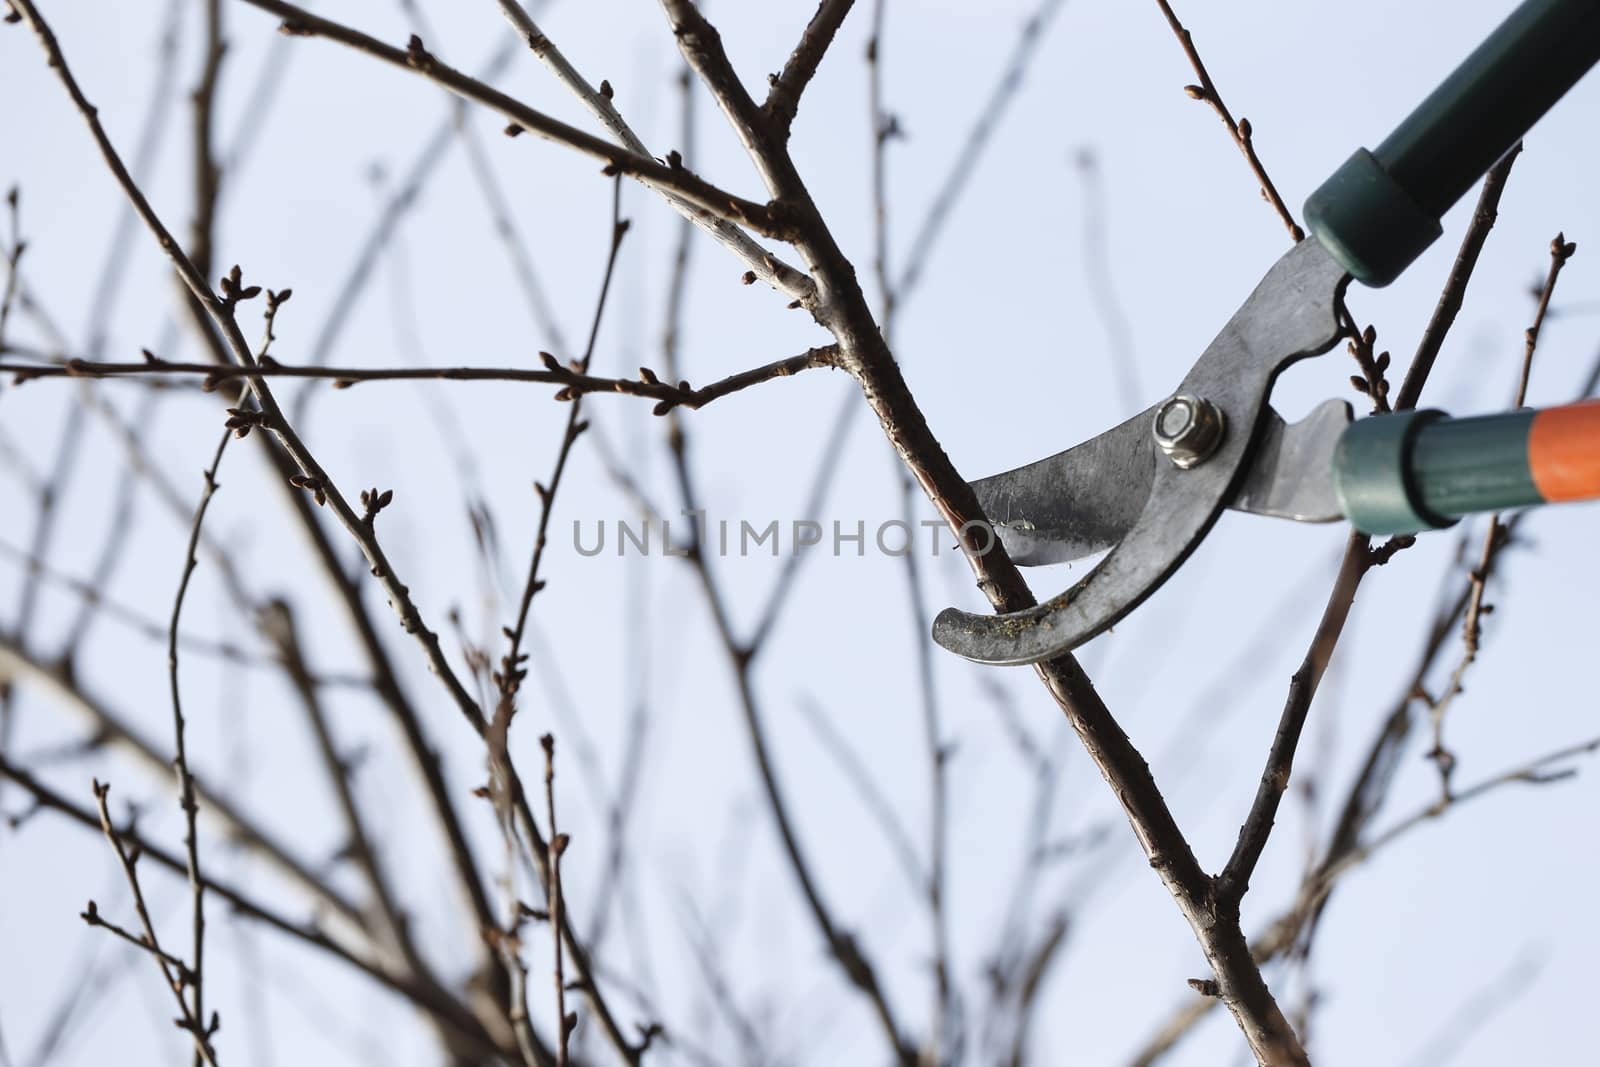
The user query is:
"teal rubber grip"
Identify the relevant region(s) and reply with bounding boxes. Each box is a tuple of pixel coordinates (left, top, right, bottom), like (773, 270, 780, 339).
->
(1335, 409, 1456, 536)
(1411, 410, 1541, 519)
(1306, 0, 1600, 287)
(1335, 409, 1544, 535)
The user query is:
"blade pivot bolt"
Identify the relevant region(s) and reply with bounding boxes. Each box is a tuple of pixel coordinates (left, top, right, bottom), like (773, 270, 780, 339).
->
(1153, 395, 1226, 469)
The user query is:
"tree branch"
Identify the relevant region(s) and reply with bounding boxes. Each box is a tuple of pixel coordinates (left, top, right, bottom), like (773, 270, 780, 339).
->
(1153, 0, 1303, 242)
(493, 0, 814, 301)
(233, 0, 792, 240)
(660, 1, 1306, 1061)
(166, 427, 233, 1066)
(0, 756, 506, 1060)
(1215, 127, 1523, 911)
(90, 779, 218, 1065)
(763, 0, 857, 138)
(0, 347, 840, 411)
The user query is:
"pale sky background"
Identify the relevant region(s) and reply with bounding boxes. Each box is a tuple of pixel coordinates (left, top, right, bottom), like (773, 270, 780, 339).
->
(1, 1, 1597, 1064)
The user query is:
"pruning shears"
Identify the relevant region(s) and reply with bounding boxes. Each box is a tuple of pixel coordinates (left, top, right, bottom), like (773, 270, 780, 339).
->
(933, 0, 1600, 666)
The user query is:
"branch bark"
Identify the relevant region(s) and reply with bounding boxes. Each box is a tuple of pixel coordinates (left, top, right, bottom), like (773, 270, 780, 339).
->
(659, 2, 1307, 1060)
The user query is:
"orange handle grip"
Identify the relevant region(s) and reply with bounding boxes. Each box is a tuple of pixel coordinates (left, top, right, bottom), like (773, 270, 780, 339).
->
(1529, 399, 1600, 502)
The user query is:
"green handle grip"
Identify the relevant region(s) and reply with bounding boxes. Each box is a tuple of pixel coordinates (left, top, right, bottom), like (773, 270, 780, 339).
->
(1305, 0, 1600, 287)
(1334, 401, 1600, 535)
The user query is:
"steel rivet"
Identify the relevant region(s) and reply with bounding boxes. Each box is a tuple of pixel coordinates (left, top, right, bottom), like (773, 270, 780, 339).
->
(1153, 394, 1226, 469)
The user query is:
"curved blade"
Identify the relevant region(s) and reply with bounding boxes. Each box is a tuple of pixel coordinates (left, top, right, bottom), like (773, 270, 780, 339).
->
(974, 398, 1353, 568)
(935, 239, 1350, 665)
(972, 406, 1157, 566)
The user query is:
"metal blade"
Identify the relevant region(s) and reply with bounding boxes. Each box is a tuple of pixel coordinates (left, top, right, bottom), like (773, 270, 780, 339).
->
(1228, 398, 1351, 522)
(935, 238, 1351, 665)
(970, 405, 1157, 566)
(972, 397, 1352, 566)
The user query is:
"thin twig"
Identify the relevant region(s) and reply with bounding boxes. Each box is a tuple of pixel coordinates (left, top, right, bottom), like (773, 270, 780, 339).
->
(479, 177, 635, 1067)
(493, 0, 813, 301)
(0, 757, 503, 1058)
(80, 900, 192, 980)
(0, 348, 839, 411)
(12, 0, 490, 735)
(461, 176, 646, 1060)
(660, 1, 1303, 1059)
(0, 539, 329, 676)
(895, 0, 1069, 303)
(867, 8, 956, 1055)
(671, 891, 770, 1064)
(1073, 149, 1142, 413)
(1215, 144, 1523, 910)
(485, 710, 547, 1067)
(495, 177, 626, 736)
(1217, 532, 1381, 904)
(169, 36, 241, 1029)
(16, 5, 508, 995)
(1139, 345, 1600, 1063)
(293, 32, 520, 422)
(1514, 233, 1575, 409)
(650, 21, 923, 1057)
(764, 0, 857, 138)
(543, 735, 574, 1066)
(1395, 146, 1522, 411)
(257, 600, 448, 993)
(1154, 0, 1303, 242)
(1127, 732, 1599, 1067)
(89, 780, 218, 1065)
(0, 634, 366, 927)
(1423, 232, 1576, 797)
(794, 696, 925, 897)
(167, 427, 233, 1063)
(454, 109, 571, 352)
(188, 0, 226, 287)
(752, 0, 1070, 653)
(0, 3, 187, 763)
(0, 187, 22, 347)
(235, 0, 790, 240)
(1401, 949, 1545, 1067)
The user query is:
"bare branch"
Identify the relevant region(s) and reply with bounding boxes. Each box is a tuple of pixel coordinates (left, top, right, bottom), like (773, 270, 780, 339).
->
(1131, 732, 1600, 1067)
(0, 634, 365, 928)
(0, 347, 840, 411)
(1423, 232, 1576, 796)
(80, 899, 194, 978)
(293, 32, 522, 412)
(865, 11, 957, 1053)
(0, 757, 504, 1059)
(661, 1, 1307, 1059)
(494, 0, 813, 301)
(1218, 533, 1374, 904)
(794, 696, 925, 897)
(650, 17, 923, 1055)
(1514, 233, 1576, 408)
(12, 0, 490, 739)
(1395, 146, 1522, 411)
(543, 735, 574, 1067)
(764, 0, 857, 138)
(1154, 0, 1303, 242)
(166, 427, 233, 1065)
(496, 180, 627, 759)
(89, 780, 218, 1065)
(896, 0, 1068, 303)
(235, 0, 791, 240)
(0, 187, 22, 347)
(1216, 148, 1523, 908)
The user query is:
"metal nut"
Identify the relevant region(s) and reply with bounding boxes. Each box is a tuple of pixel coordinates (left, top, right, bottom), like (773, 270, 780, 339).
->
(1153, 394, 1226, 469)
